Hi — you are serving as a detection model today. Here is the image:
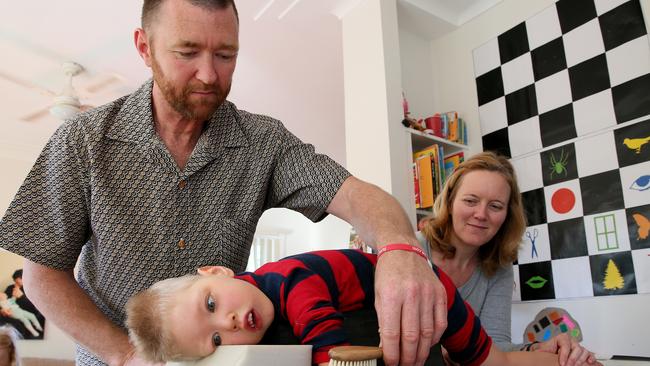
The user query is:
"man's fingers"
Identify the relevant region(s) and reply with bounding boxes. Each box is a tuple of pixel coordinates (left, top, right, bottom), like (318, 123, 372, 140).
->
(399, 286, 421, 366)
(417, 283, 435, 365)
(376, 295, 400, 366)
(431, 280, 447, 345)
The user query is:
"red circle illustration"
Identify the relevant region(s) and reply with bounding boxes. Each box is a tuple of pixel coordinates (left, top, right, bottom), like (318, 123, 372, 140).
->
(551, 188, 575, 214)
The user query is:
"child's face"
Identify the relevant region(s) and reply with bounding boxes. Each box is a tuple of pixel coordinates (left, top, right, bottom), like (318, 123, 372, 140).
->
(167, 270, 275, 359)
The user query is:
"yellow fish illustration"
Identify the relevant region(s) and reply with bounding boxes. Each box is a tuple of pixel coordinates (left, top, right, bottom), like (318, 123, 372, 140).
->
(623, 136, 650, 154)
(632, 213, 650, 240)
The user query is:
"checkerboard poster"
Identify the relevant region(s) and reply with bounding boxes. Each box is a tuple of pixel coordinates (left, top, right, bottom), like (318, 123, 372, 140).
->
(473, 0, 650, 301)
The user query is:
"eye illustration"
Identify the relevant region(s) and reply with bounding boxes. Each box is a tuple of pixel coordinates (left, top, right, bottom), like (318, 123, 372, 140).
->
(630, 175, 650, 191)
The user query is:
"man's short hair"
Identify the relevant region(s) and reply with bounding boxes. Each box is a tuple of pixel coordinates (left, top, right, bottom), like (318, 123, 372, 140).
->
(141, 0, 239, 31)
(11, 270, 22, 281)
(125, 274, 203, 362)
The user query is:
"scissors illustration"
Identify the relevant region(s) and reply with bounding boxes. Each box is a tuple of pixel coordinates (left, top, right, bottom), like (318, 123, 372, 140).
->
(526, 228, 539, 258)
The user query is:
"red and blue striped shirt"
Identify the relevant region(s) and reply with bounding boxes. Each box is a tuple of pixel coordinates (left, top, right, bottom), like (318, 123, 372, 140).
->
(236, 249, 491, 365)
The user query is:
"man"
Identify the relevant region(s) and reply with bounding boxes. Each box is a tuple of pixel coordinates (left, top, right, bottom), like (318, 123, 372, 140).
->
(0, 1, 446, 365)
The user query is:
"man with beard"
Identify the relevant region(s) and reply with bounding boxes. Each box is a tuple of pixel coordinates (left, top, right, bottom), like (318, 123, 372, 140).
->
(0, 1, 447, 365)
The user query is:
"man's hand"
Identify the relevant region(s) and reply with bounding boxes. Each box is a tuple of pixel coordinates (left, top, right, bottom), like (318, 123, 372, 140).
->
(534, 333, 598, 366)
(375, 250, 447, 366)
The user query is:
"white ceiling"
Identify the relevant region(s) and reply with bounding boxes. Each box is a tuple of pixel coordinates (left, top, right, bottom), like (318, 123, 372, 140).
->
(0, 0, 496, 158)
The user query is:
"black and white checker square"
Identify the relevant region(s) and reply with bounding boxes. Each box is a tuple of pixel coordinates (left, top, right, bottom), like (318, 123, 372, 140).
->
(522, 187, 547, 226)
(551, 256, 594, 298)
(548, 217, 588, 259)
(518, 224, 552, 265)
(631, 248, 650, 294)
(619, 160, 650, 209)
(614, 118, 650, 167)
(626, 203, 650, 250)
(589, 251, 637, 296)
(583, 209, 632, 256)
(518, 260, 556, 301)
(475, 0, 650, 158)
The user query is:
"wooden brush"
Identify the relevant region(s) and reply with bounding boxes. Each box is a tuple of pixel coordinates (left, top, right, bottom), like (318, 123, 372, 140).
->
(328, 346, 383, 366)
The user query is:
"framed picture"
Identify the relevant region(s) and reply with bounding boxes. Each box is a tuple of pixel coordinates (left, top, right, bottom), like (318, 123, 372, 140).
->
(0, 268, 45, 340)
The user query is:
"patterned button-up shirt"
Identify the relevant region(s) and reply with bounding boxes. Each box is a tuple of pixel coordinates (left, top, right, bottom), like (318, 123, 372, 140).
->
(0, 80, 350, 365)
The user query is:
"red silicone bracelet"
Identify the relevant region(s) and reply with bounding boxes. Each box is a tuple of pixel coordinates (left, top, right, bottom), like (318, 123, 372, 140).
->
(377, 243, 429, 261)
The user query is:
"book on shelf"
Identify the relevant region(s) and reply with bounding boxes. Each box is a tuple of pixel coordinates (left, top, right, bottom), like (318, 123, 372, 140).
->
(443, 151, 465, 178)
(412, 111, 468, 146)
(413, 144, 446, 208)
(413, 162, 420, 208)
(447, 111, 458, 142)
(415, 154, 434, 208)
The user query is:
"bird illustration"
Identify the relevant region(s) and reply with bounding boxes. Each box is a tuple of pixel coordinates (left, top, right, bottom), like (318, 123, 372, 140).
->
(632, 213, 650, 240)
(623, 136, 650, 154)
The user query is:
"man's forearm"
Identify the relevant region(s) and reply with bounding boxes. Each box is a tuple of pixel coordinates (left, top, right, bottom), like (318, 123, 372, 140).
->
(23, 260, 132, 365)
(327, 176, 420, 249)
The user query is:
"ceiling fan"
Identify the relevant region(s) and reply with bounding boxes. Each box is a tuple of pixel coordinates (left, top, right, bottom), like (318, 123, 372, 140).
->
(0, 61, 126, 122)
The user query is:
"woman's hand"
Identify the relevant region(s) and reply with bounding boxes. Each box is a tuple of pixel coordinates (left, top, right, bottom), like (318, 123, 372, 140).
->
(534, 333, 597, 366)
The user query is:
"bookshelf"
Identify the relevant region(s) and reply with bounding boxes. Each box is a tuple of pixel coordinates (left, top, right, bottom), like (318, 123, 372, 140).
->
(405, 127, 469, 223)
(341, 1, 476, 229)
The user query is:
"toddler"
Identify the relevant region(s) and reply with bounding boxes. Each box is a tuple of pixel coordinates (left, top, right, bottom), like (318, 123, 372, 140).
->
(126, 249, 573, 366)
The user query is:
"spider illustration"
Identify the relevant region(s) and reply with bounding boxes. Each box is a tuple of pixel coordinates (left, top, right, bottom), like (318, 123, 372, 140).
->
(549, 149, 569, 179)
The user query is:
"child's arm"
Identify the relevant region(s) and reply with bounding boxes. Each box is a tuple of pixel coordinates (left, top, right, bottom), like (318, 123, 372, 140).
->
(483, 344, 560, 366)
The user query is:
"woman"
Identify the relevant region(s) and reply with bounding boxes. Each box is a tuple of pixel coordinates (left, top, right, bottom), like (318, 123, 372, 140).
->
(419, 151, 597, 366)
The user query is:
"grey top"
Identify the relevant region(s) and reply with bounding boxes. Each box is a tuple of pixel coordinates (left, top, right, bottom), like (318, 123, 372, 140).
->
(0, 80, 350, 365)
(418, 232, 521, 352)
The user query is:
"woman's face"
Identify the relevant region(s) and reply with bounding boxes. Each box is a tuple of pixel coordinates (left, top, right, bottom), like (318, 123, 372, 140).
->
(449, 170, 511, 249)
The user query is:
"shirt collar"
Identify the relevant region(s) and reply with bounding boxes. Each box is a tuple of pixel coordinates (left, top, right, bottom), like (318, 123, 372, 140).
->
(106, 79, 249, 149)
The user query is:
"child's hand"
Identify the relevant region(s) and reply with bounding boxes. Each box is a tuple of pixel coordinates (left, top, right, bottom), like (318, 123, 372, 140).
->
(534, 333, 597, 366)
(0, 307, 12, 317)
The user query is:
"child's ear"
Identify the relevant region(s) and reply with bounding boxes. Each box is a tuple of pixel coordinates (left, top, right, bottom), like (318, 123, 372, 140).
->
(197, 266, 235, 277)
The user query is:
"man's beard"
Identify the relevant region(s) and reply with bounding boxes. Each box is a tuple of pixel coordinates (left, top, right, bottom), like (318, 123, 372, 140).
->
(151, 55, 230, 122)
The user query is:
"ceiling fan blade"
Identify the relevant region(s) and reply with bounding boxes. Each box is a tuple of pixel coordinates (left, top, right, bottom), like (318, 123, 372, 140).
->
(81, 74, 124, 94)
(21, 107, 52, 123)
(0, 70, 56, 97)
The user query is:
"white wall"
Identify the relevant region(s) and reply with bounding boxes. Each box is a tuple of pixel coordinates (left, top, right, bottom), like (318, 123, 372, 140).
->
(342, 0, 416, 229)
(399, 29, 437, 121)
(427, 0, 650, 356)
